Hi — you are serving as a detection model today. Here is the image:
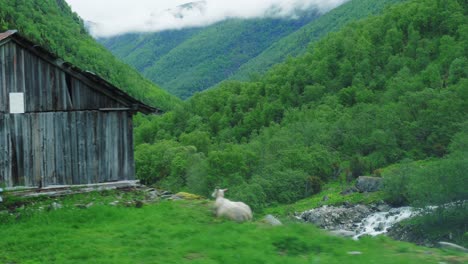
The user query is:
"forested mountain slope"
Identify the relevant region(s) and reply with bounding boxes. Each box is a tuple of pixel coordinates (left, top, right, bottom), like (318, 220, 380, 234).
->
(100, 28, 202, 78)
(101, 14, 320, 99)
(100, 0, 406, 99)
(134, 0, 467, 211)
(0, 0, 180, 110)
(230, 0, 407, 81)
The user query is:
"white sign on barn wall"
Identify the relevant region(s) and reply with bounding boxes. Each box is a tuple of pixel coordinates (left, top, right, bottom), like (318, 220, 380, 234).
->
(9, 92, 25, 114)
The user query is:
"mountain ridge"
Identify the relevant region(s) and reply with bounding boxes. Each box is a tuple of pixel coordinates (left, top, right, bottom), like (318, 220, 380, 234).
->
(99, 11, 321, 99)
(100, 0, 406, 99)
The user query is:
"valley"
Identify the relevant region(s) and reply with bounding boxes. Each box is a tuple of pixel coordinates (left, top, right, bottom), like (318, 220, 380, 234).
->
(0, 0, 466, 262)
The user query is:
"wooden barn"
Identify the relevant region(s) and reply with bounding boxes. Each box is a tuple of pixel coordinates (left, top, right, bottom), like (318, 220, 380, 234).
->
(0, 30, 159, 189)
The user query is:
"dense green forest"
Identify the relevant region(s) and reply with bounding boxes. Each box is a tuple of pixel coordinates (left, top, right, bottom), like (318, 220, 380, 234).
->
(0, 0, 180, 110)
(101, 0, 406, 98)
(101, 14, 320, 99)
(134, 0, 467, 211)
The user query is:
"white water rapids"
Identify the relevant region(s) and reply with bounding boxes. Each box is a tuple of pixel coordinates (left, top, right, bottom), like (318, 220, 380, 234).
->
(352, 206, 416, 239)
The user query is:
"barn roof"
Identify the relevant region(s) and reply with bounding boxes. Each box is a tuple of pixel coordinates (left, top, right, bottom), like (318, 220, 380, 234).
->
(0, 30, 160, 114)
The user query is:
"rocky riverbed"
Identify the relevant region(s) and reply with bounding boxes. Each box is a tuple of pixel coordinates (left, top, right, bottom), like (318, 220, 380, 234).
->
(296, 200, 467, 251)
(296, 202, 417, 239)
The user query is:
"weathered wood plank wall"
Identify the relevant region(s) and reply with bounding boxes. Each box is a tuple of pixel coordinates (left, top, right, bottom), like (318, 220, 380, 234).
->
(0, 41, 124, 113)
(0, 111, 134, 188)
(0, 35, 142, 188)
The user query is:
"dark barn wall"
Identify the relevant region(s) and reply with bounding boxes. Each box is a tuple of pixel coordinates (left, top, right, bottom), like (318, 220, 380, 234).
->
(0, 37, 139, 188)
(0, 111, 134, 187)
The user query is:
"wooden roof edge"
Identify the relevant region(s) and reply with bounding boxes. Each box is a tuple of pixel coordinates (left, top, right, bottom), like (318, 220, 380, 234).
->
(0, 30, 162, 115)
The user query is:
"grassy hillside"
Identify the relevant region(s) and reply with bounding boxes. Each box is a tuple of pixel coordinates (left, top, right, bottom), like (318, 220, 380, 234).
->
(1, 191, 466, 263)
(0, 0, 180, 110)
(230, 0, 408, 81)
(101, 14, 320, 99)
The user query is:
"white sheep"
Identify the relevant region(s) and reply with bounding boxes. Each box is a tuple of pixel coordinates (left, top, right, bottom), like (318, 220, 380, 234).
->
(211, 188, 252, 222)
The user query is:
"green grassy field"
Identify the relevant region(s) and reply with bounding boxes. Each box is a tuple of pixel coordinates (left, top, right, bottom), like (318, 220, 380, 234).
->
(0, 191, 466, 264)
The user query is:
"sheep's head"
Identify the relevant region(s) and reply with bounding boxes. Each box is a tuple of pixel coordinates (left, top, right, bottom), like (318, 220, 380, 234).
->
(212, 188, 228, 198)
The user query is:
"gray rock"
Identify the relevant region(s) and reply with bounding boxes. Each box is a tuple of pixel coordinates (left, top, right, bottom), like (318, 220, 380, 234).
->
(329, 229, 355, 237)
(135, 200, 144, 208)
(347, 251, 362, 255)
(375, 203, 391, 212)
(161, 191, 172, 196)
(49, 202, 62, 210)
(438, 241, 468, 253)
(340, 186, 358, 195)
(263, 214, 282, 226)
(355, 176, 383, 192)
(75, 204, 87, 209)
(299, 204, 372, 230)
(147, 190, 159, 200)
(109, 200, 119, 206)
(375, 222, 385, 232)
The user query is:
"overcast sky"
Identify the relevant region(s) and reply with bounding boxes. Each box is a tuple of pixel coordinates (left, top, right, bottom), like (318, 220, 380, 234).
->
(65, 0, 349, 37)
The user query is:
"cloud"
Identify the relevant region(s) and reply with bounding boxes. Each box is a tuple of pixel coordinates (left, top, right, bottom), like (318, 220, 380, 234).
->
(66, 0, 350, 37)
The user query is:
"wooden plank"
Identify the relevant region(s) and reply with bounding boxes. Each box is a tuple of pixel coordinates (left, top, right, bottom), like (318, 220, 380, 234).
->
(10, 115, 24, 186)
(23, 114, 33, 186)
(0, 114, 8, 186)
(69, 111, 78, 184)
(32, 113, 43, 187)
(18, 46, 25, 93)
(45, 63, 52, 110)
(121, 113, 128, 180)
(45, 112, 56, 185)
(77, 111, 86, 184)
(97, 111, 105, 183)
(127, 113, 135, 180)
(0, 46, 6, 112)
(52, 66, 58, 109)
(62, 112, 72, 184)
(11, 42, 17, 93)
(54, 113, 65, 184)
(4, 114, 12, 187)
(40, 113, 47, 187)
(111, 112, 119, 181)
(24, 49, 32, 112)
(85, 111, 96, 184)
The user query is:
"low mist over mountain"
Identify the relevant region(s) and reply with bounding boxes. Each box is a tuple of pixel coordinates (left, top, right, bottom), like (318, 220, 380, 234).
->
(67, 0, 349, 37)
(100, 11, 320, 98)
(99, 0, 403, 98)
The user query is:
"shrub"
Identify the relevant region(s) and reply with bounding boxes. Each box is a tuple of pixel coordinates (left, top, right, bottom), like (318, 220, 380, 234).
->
(229, 183, 267, 212)
(382, 161, 413, 206)
(255, 169, 309, 204)
(350, 155, 369, 178)
(372, 168, 383, 177)
(407, 154, 467, 206)
(305, 176, 323, 196)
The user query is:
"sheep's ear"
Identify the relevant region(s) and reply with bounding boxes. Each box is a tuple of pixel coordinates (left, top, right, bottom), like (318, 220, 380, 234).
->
(223, 188, 228, 192)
